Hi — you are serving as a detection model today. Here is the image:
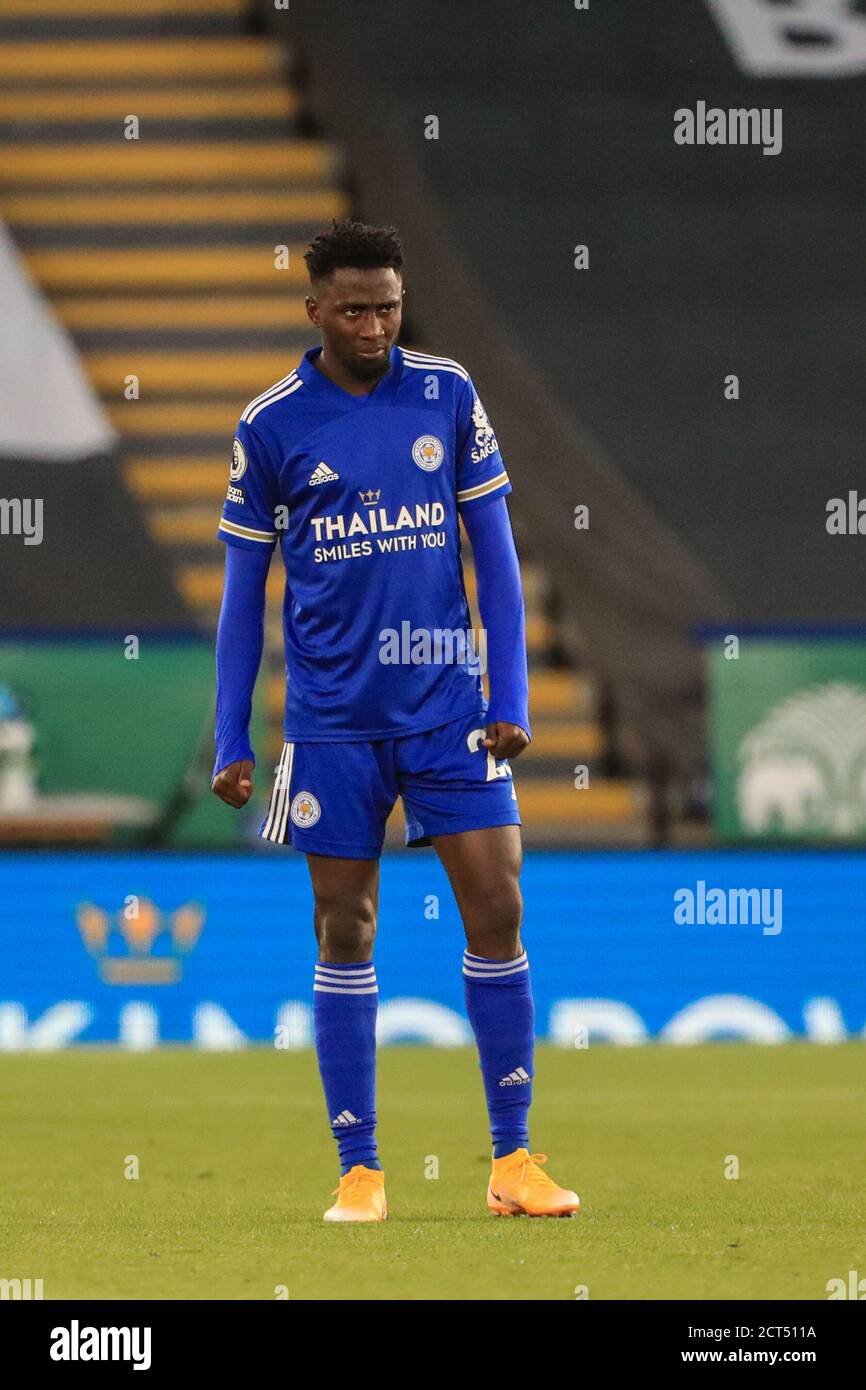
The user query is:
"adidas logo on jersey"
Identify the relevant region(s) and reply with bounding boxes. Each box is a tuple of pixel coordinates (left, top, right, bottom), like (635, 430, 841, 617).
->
(309, 461, 340, 486)
(331, 1109, 362, 1126)
(498, 1067, 531, 1087)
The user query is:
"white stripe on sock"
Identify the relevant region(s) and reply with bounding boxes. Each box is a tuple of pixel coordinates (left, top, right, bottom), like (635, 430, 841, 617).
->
(463, 959, 528, 980)
(463, 951, 527, 970)
(313, 984, 379, 995)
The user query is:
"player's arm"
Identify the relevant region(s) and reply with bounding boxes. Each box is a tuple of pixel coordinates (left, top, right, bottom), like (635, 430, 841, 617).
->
(461, 496, 531, 760)
(211, 544, 271, 806)
(211, 419, 279, 808)
(454, 374, 530, 760)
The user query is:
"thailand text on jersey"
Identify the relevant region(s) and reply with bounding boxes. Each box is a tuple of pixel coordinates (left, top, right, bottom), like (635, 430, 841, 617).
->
(217, 344, 512, 741)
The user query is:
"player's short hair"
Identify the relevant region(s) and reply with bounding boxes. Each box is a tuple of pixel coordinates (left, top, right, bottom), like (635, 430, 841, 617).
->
(304, 218, 404, 286)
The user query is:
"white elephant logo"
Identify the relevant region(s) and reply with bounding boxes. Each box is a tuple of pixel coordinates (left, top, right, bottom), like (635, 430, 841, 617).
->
(736, 682, 866, 836)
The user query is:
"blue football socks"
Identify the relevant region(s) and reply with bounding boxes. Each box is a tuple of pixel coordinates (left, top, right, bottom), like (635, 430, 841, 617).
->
(313, 960, 381, 1173)
(463, 949, 535, 1158)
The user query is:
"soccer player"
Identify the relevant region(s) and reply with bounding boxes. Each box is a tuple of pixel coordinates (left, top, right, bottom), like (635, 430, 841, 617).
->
(212, 219, 579, 1221)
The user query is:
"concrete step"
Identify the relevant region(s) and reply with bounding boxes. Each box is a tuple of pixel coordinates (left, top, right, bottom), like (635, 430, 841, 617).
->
(147, 506, 220, 546)
(0, 87, 297, 122)
(0, 39, 282, 82)
(176, 563, 283, 610)
(126, 458, 227, 501)
(2, 189, 345, 227)
(27, 246, 309, 292)
(512, 721, 603, 761)
(56, 297, 311, 335)
(88, 350, 306, 394)
(107, 399, 239, 437)
(5, 143, 332, 185)
(461, 559, 548, 612)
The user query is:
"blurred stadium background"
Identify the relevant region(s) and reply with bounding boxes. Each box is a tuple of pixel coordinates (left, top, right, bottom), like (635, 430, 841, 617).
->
(0, 0, 864, 1051)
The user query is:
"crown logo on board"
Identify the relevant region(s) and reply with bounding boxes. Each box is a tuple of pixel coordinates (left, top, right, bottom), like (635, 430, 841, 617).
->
(76, 897, 204, 985)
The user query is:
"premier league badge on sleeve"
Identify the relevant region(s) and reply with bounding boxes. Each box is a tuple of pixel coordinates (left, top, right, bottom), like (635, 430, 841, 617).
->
(230, 437, 248, 481)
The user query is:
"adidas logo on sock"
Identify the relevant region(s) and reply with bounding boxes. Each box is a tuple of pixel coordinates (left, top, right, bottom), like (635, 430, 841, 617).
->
(309, 461, 340, 486)
(498, 1067, 532, 1087)
(331, 1109, 362, 1126)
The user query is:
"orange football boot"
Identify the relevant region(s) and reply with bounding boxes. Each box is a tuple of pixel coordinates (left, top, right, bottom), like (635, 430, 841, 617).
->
(487, 1148, 580, 1217)
(323, 1165, 387, 1222)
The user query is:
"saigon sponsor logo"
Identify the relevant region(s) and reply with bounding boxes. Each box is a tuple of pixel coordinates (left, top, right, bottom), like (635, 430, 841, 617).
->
(470, 397, 498, 464)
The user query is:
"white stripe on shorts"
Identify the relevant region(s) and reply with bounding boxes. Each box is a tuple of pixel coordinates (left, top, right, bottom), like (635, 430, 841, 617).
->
(262, 742, 294, 842)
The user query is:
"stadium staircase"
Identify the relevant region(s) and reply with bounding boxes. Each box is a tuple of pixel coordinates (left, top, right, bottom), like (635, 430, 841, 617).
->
(0, 0, 651, 845)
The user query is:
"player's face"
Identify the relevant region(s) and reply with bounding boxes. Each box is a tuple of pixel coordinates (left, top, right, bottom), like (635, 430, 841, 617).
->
(306, 267, 403, 380)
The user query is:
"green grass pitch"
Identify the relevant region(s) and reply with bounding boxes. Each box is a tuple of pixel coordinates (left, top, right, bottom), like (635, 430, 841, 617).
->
(1, 1044, 864, 1301)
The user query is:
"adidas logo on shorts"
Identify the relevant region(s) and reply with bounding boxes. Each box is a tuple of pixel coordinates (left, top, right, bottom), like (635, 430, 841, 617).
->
(498, 1067, 531, 1087)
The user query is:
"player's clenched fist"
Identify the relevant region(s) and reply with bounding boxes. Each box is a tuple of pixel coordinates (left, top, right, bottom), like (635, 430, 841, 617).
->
(212, 759, 254, 808)
(481, 722, 530, 760)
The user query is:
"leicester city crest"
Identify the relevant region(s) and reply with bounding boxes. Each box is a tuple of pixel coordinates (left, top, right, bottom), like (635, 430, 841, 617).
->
(291, 791, 321, 828)
(412, 435, 444, 472)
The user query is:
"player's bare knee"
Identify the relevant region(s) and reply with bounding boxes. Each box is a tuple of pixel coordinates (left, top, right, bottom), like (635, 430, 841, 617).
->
(464, 881, 522, 957)
(314, 893, 377, 960)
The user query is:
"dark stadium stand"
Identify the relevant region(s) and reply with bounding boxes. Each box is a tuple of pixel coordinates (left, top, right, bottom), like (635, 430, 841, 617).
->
(0, 0, 661, 844)
(277, 0, 865, 826)
(0, 454, 191, 629)
(0, 0, 346, 827)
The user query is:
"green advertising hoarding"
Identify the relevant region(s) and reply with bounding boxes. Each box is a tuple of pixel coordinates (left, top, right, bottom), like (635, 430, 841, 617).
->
(0, 636, 265, 847)
(708, 631, 866, 842)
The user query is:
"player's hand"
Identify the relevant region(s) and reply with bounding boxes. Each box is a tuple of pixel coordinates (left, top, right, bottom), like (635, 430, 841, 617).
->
(211, 759, 254, 808)
(482, 722, 530, 760)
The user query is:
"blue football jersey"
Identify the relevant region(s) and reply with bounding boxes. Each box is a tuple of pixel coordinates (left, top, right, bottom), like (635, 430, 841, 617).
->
(217, 344, 512, 741)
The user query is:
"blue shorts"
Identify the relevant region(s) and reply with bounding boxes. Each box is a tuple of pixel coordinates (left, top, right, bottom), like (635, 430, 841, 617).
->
(258, 708, 521, 859)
